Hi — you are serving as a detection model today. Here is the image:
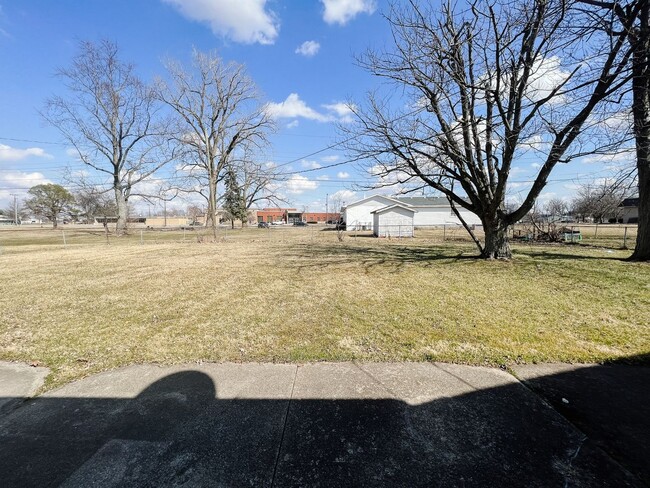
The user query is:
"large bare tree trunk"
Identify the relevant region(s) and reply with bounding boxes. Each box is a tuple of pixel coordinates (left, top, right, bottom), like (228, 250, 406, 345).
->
(481, 217, 512, 259)
(114, 188, 128, 235)
(207, 175, 218, 240)
(631, 2, 650, 261)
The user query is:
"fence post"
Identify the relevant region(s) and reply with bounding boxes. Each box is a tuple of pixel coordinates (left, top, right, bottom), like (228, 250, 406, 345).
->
(62, 230, 67, 249)
(443, 224, 446, 241)
(623, 226, 628, 249)
(594, 224, 598, 238)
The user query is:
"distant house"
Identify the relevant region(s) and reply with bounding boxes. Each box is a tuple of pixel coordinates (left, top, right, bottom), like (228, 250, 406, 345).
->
(620, 197, 639, 224)
(0, 216, 16, 225)
(371, 204, 416, 237)
(342, 194, 482, 230)
(95, 217, 147, 225)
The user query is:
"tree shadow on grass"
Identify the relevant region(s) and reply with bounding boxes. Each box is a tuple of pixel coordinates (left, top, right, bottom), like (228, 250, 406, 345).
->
(0, 361, 647, 487)
(283, 242, 480, 271)
(519, 250, 630, 262)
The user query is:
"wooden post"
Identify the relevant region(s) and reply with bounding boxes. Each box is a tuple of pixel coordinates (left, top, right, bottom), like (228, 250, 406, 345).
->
(443, 224, 446, 241)
(623, 226, 628, 249)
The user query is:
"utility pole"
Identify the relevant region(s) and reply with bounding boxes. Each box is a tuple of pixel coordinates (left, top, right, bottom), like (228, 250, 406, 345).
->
(10, 194, 18, 225)
(325, 193, 329, 224)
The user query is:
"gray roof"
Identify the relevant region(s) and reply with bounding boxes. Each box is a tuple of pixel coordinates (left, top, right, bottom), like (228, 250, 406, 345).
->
(393, 196, 449, 207)
(370, 204, 417, 215)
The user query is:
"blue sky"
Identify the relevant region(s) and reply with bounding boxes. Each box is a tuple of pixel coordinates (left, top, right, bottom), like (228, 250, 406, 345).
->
(0, 0, 631, 214)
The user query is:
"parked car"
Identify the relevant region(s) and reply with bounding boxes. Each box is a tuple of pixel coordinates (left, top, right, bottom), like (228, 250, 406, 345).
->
(258, 222, 270, 228)
(293, 221, 308, 226)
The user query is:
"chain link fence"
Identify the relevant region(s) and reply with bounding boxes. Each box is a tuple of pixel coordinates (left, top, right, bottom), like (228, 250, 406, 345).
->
(0, 221, 640, 254)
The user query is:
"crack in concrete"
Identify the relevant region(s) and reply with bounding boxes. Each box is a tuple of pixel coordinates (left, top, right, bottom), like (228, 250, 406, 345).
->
(269, 365, 298, 488)
(563, 436, 587, 488)
(352, 362, 400, 399)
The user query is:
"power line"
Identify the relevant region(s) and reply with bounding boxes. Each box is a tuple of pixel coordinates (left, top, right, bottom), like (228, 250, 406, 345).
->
(0, 137, 68, 146)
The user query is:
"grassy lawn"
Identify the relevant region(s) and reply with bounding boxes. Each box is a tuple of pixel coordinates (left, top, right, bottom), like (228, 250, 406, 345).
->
(1, 225, 648, 389)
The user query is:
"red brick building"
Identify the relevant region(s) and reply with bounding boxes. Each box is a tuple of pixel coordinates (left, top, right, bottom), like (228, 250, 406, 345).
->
(256, 208, 341, 224)
(303, 212, 341, 223)
(256, 208, 294, 223)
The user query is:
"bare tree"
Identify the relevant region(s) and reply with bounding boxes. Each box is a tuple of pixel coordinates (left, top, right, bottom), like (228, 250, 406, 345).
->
(187, 204, 204, 225)
(345, 0, 635, 258)
(239, 159, 287, 210)
(74, 188, 117, 223)
(43, 40, 173, 235)
(571, 180, 627, 223)
(157, 49, 274, 239)
(3, 198, 28, 223)
(545, 198, 568, 221)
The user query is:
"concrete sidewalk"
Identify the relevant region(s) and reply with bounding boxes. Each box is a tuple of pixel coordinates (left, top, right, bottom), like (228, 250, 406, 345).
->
(0, 361, 645, 487)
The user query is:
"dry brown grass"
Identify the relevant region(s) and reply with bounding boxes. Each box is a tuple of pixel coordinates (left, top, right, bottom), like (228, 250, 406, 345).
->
(1, 225, 648, 388)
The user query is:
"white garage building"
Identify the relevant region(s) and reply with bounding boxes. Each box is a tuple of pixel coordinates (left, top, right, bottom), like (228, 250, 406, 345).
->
(342, 195, 482, 230)
(371, 204, 416, 237)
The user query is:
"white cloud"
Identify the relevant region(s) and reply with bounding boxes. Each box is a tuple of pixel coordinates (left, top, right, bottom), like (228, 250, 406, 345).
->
(295, 40, 320, 57)
(337, 171, 350, 179)
(266, 94, 356, 124)
(1, 171, 51, 188)
(330, 189, 356, 204)
(321, 155, 339, 163)
(286, 120, 299, 129)
(286, 175, 318, 194)
(525, 56, 571, 104)
(321, 0, 375, 25)
(301, 160, 322, 169)
(162, 0, 279, 45)
(316, 174, 330, 180)
(531, 162, 541, 169)
(0, 144, 52, 161)
(0, 171, 53, 207)
(523, 135, 545, 151)
(322, 102, 355, 123)
(369, 164, 412, 186)
(266, 93, 330, 122)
